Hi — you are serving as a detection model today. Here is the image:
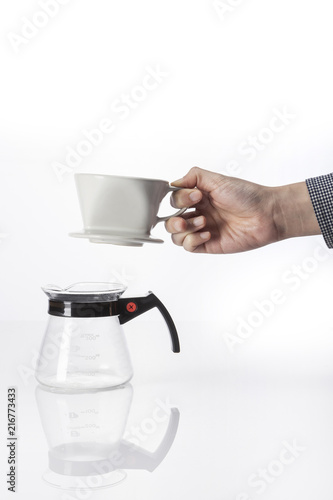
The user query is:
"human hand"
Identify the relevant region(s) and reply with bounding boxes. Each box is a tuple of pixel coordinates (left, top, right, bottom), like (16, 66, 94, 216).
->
(165, 167, 320, 254)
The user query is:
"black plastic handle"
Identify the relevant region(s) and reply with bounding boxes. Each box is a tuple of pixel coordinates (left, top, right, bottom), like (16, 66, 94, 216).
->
(118, 292, 180, 353)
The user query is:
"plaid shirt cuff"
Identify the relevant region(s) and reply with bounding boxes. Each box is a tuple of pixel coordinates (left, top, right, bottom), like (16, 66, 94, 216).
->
(306, 173, 333, 248)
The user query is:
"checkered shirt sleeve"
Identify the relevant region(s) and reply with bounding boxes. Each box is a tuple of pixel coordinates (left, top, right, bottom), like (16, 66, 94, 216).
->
(306, 173, 333, 248)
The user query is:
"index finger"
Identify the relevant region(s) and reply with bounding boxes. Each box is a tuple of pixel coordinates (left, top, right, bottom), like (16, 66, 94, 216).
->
(171, 188, 203, 208)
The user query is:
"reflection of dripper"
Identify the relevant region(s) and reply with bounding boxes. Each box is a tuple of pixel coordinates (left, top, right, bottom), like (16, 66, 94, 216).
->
(35, 384, 180, 490)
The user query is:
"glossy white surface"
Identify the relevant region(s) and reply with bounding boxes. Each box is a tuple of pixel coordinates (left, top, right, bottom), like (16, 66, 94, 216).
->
(1, 319, 333, 499)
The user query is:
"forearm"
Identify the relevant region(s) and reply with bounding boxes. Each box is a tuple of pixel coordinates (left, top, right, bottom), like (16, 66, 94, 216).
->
(271, 182, 321, 241)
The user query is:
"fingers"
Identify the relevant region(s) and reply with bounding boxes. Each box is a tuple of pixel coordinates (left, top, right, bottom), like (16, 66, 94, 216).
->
(171, 166, 224, 192)
(167, 166, 223, 253)
(170, 188, 202, 209)
(182, 231, 211, 252)
(165, 214, 205, 235)
(166, 215, 211, 251)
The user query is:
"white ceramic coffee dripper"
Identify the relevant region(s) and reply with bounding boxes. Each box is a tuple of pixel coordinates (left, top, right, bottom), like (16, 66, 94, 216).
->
(70, 173, 187, 246)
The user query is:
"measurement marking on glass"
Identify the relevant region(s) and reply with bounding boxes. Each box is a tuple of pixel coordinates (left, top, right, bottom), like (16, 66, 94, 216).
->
(75, 354, 101, 360)
(80, 334, 100, 340)
(85, 354, 100, 360)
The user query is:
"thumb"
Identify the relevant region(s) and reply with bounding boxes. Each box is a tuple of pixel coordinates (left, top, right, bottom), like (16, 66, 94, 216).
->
(171, 166, 225, 192)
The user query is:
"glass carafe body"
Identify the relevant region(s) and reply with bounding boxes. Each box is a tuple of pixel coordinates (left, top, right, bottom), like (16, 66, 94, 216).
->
(35, 315, 133, 390)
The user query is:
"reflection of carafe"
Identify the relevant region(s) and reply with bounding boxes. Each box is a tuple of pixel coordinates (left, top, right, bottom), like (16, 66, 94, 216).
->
(35, 282, 180, 390)
(35, 384, 180, 490)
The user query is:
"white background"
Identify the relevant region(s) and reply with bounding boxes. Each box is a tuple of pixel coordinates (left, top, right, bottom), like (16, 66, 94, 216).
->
(1, 1, 333, 499)
(1, 0, 333, 325)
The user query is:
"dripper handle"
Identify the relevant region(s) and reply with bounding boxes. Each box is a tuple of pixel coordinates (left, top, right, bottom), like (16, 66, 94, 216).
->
(155, 186, 187, 223)
(118, 292, 180, 353)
